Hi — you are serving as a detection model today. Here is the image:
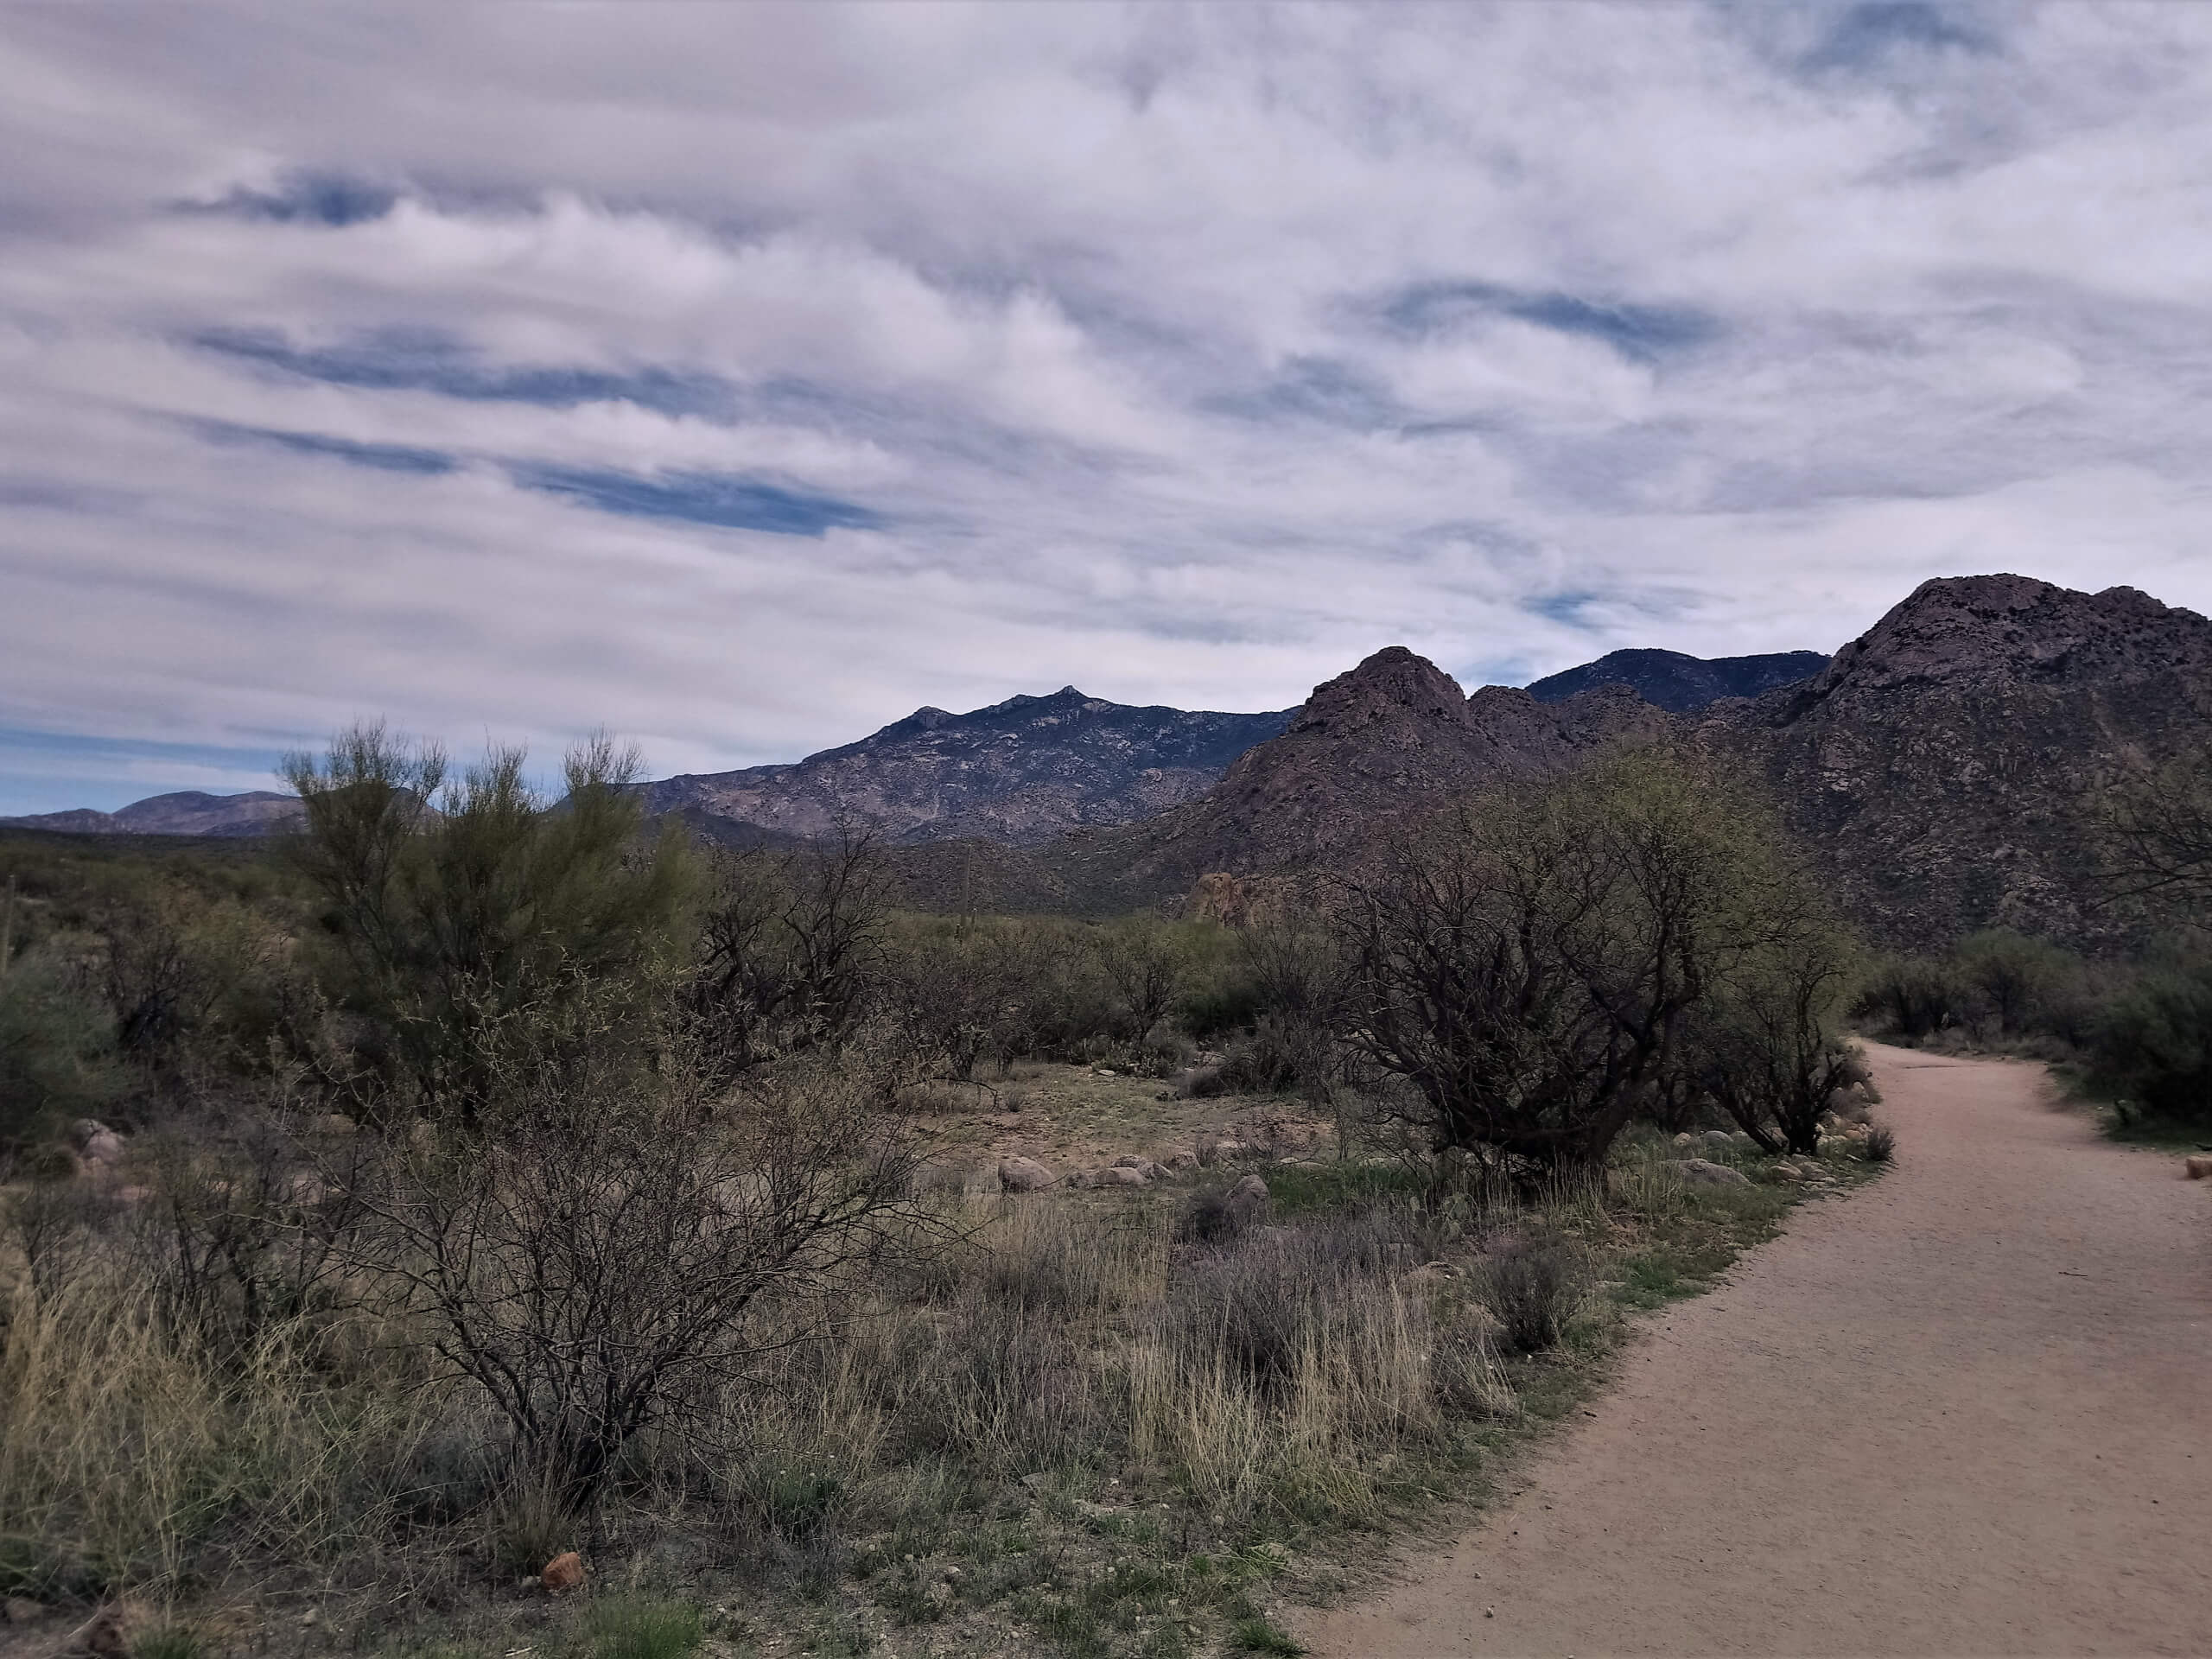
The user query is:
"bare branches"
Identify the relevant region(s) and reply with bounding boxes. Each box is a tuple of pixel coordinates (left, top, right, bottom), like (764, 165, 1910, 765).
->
(1342, 747, 1840, 1179)
(347, 1021, 931, 1507)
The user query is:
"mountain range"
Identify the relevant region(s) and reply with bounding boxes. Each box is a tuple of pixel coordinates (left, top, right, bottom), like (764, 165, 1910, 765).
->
(0, 789, 303, 839)
(13, 573, 2208, 947)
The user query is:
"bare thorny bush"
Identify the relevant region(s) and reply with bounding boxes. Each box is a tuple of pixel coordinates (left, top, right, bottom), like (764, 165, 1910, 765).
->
(347, 1005, 938, 1511)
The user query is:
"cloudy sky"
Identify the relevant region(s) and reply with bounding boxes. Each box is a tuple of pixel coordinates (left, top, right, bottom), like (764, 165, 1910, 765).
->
(5, 2, 2212, 812)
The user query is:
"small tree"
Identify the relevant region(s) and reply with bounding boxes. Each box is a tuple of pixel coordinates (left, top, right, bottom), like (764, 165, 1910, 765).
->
(683, 830, 891, 1082)
(283, 723, 693, 1118)
(1690, 922, 1860, 1155)
(1344, 748, 1808, 1179)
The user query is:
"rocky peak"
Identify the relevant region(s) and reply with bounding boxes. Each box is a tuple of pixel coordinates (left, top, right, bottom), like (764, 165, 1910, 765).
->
(1290, 646, 1471, 734)
(1814, 574, 2212, 701)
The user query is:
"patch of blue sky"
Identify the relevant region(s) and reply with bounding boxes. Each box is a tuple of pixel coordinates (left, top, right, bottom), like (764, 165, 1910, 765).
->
(194, 420, 458, 474)
(1378, 281, 1723, 364)
(1800, 3, 1999, 75)
(191, 327, 741, 419)
(1523, 589, 1606, 628)
(182, 170, 399, 226)
(513, 464, 883, 537)
(1206, 356, 1405, 431)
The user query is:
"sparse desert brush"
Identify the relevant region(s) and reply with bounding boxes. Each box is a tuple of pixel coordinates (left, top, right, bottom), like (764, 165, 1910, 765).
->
(1862, 1123, 1897, 1163)
(1471, 1236, 1586, 1357)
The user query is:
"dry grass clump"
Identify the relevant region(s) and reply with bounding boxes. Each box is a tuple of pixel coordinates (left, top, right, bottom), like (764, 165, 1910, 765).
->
(0, 1266, 434, 1601)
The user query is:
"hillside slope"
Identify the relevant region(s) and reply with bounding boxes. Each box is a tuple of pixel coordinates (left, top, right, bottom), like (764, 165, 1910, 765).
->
(1528, 647, 1828, 711)
(1704, 575, 2212, 945)
(0, 790, 302, 838)
(641, 689, 1292, 848)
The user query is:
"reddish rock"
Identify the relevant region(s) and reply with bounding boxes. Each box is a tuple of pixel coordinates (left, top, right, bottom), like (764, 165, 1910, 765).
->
(541, 1551, 585, 1594)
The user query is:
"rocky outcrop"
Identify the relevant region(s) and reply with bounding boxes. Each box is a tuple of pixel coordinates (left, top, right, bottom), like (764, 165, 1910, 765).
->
(1528, 648, 1828, 712)
(1118, 647, 1669, 880)
(1704, 575, 2212, 947)
(641, 688, 1292, 848)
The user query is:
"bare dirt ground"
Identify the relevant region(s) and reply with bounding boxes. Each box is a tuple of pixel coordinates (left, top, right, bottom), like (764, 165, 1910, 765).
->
(1296, 1045, 2212, 1657)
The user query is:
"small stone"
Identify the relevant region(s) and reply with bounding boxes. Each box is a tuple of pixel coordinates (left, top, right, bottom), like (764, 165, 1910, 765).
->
(541, 1550, 585, 1594)
(1095, 1068, 1117, 1077)
(2184, 1154, 2212, 1180)
(998, 1155, 1057, 1193)
(1672, 1132, 1694, 1146)
(1090, 1165, 1148, 1187)
(1700, 1129, 1735, 1147)
(81, 1129, 126, 1166)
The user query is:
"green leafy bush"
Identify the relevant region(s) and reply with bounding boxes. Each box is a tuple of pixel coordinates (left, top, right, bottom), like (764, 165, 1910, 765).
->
(2086, 957, 2212, 1127)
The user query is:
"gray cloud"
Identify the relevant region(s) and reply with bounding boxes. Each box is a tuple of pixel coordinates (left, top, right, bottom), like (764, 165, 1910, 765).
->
(3, 2, 2212, 811)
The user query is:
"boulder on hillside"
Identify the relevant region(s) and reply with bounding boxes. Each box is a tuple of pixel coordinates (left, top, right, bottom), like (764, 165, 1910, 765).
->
(1673, 1158, 1751, 1187)
(1224, 1173, 1271, 1226)
(998, 1156, 1057, 1193)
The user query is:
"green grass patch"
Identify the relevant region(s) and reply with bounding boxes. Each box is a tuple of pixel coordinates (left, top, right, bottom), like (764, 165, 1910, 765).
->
(567, 1598, 702, 1659)
(1258, 1157, 1424, 1216)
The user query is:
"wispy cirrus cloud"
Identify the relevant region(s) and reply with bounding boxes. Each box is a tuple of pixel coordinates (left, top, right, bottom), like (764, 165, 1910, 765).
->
(3, 2, 2212, 812)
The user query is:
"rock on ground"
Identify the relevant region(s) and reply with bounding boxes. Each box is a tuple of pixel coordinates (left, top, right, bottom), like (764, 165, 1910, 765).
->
(998, 1155, 1057, 1193)
(1224, 1173, 1270, 1225)
(1673, 1158, 1751, 1186)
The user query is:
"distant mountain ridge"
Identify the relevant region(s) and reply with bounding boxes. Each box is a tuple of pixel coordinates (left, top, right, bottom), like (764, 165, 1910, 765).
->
(1527, 648, 1829, 712)
(639, 688, 1295, 848)
(17, 585, 2199, 951)
(0, 790, 302, 838)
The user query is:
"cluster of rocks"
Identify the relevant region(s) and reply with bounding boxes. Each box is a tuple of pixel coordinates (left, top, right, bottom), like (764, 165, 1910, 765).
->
(997, 1128, 1282, 1195)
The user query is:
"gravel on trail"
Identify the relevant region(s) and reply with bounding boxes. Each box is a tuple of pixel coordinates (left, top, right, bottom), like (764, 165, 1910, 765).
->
(1296, 1044, 2212, 1657)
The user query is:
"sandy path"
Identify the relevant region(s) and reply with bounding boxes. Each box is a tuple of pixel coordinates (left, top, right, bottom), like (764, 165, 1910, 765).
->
(1296, 1046, 2212, 1657)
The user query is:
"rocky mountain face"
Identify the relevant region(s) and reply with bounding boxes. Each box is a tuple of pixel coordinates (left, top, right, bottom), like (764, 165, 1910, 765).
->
(1702, 575, 2212, 946)
(1084, 647, 1673, 891)
(1528, 647, 1829, 712)
(640, 689, 1294, 848)
(1, 790, 302, 838)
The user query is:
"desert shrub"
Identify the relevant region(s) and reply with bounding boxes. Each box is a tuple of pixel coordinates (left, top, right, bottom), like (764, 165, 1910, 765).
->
(2, 1177, 124, 1301)
(1861, 1124, 1897, 1163)
(1176, 1184, 1254, 1246)
(686, 833, 893, 1082)
(284, 723, 694, 1120)
(92, 1105, 372, 1366)
(1852, 955, 1967, 1040)
(1471, 1238, 1584, 1356)
(349, 1018, 930, 1507)
(1953, 931, 2080, 1037)
(0, 952, 123, 1147)
(2085, 956, 2212, 1127)
(1346, 748, 1827, 1179)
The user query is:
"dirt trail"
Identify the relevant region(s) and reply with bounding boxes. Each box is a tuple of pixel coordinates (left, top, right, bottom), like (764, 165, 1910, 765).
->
(1297, 1046, 2212, 1656)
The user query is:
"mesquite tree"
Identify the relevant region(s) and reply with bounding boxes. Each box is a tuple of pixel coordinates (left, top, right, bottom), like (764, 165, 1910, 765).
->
(1344, 748, 1820, 1179)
